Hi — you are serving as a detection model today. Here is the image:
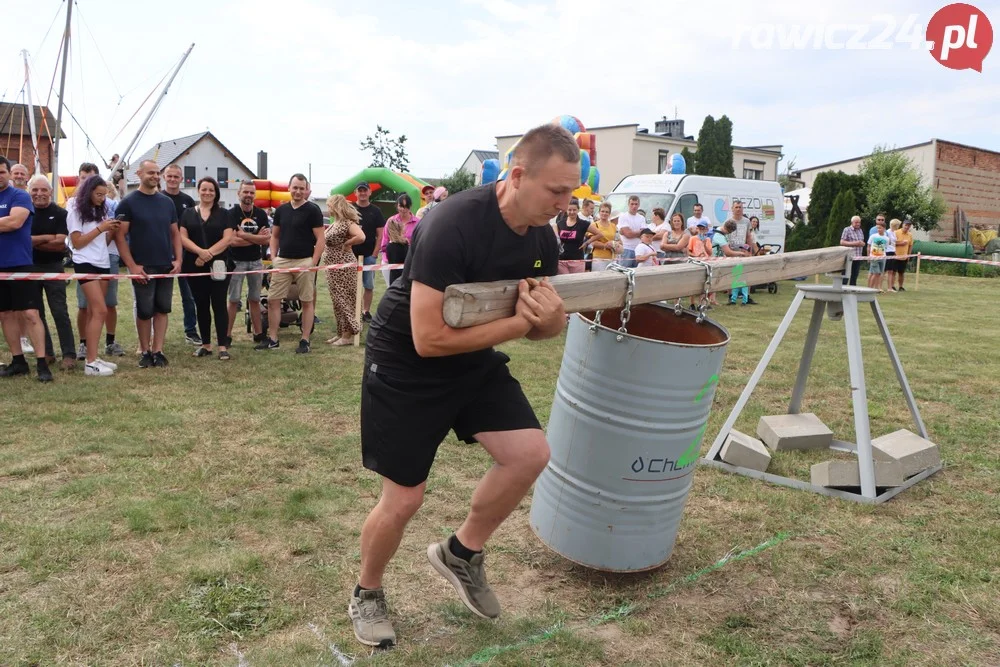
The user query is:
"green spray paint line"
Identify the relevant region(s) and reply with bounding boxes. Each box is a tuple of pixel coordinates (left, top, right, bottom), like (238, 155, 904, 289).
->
(647, 531, 792, 601)
(677, 423, 708, 468)
(694, 374, 719, 402)
(732, 263, 748, 289)
(444, 532, 791, 666)
(450, 624, 563, 667)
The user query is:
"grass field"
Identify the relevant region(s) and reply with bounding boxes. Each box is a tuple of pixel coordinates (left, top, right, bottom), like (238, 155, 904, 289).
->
(1, 271, 998, 666)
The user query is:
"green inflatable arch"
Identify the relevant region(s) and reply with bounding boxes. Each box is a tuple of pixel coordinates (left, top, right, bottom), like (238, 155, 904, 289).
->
(328, 167, 429, 209)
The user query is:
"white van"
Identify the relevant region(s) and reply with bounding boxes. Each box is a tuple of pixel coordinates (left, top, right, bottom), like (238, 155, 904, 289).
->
(605, 174, 786, 251)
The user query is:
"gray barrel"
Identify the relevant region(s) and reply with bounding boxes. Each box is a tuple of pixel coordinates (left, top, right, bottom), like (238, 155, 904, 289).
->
(530, 303, 730, 572)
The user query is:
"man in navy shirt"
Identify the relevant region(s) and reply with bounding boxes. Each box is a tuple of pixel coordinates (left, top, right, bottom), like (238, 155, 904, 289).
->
(0, 156, 52, 381)
(114, 160, 182, 368)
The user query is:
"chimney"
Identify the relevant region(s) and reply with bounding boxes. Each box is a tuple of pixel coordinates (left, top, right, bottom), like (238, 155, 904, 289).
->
(654, 117, 685, 138)
(257, 150, 268, 179)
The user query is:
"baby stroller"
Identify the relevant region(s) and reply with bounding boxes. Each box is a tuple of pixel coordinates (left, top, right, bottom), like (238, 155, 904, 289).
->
(246, 257, 306, 334)
(750, 244, 781, 295)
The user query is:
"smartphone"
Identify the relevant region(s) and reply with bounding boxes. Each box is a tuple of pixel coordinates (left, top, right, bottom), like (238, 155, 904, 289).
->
(115, 214, 127, 221)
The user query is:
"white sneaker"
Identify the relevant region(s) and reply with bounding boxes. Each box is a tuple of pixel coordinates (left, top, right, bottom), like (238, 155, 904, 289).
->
(21, 337, 34, 354)
(95, 358, 118, 371)
(85, 361, 114, 377)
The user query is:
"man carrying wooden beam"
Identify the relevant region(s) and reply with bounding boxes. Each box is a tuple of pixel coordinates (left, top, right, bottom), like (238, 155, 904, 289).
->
(349, 123, 576, 648)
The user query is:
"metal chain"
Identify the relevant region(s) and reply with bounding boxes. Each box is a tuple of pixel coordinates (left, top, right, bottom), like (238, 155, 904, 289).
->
(685, 259, 714, 324)
(607, 263, 636, 341)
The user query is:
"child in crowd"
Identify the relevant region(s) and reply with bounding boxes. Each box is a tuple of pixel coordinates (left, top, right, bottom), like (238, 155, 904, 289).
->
(634, 228, 658, 267)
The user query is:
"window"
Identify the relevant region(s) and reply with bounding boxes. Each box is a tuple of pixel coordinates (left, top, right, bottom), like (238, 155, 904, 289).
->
(183, 166, 196, 187)
(743, 160, 765, 180)
(676, 193, 699, 221)
(658, 150, 671, 174)
(217, 167, 229, 188)
(604, 193, 676, 219)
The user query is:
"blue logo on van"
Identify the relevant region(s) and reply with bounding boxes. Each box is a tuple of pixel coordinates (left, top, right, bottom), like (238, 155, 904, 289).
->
(714, 198, 728, 222)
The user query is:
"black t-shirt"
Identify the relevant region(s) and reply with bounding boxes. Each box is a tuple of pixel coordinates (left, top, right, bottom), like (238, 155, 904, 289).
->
(179, 207, 237, 273)
(273, 201, 323, 260)
(556, 215, 588, 260)
(228, 205, 270, 262)
(116, 191, 178, 266)
(353, 203, 385, 258)
(367, 184, 559, 378)
(31, 203, 69, 265)
(164, 191, 196, 220)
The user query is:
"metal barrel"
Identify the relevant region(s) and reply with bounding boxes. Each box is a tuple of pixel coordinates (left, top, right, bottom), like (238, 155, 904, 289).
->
(530, 303, 730, 572)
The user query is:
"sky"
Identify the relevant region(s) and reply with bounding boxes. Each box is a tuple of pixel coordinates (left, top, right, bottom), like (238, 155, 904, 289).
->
(1, 0, 997, 192)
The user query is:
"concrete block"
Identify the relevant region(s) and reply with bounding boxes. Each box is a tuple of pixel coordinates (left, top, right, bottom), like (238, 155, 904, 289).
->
(811, 460, 905, 488)
(757, 413, 834, 451)
(720, 430, 772, 472)
(871, 429, 941, 477)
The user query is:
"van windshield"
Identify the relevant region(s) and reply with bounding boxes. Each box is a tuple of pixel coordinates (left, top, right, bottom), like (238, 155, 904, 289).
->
(605, 193, 676, 218)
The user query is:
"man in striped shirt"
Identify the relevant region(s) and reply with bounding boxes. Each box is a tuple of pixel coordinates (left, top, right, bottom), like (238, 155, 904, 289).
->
(840, 215, 866, 285)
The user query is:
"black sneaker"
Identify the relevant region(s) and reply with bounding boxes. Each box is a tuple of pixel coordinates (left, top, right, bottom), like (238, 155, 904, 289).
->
(184, 332, 202, 346)
(138, 351, 154, 368)
(254, 338, 278, 350)
(152, 351, 169, 368)
(295, 339, 311, 354)
(37, 364, 54, 383)
(743, 297, 758, 305)
(252, 333, 265, 344)
(0, 362, 30, 378)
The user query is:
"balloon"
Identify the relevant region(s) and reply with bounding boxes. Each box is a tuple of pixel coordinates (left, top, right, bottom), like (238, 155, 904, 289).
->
(587, 166, 600, 194)
(502, 141, 519, 170)
(553, 115, 586, 135)
(579, 150, 591, 184)
(573, 184, 592, 200)
(668, 153, 686, 174)
(481, 159, 500, 184)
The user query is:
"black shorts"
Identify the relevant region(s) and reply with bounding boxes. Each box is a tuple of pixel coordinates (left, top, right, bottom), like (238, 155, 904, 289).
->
(133, 265, 174, 320)
(73, 262, 110, 285)
(0, 266, 42, 312)
(360, 352, 541, 487)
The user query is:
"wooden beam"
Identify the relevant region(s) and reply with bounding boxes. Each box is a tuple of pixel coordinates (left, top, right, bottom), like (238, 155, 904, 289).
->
(443, 247, 853, 328)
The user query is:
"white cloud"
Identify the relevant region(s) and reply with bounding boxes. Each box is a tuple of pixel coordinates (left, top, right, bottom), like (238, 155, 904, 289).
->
(2, 0, 996, 190)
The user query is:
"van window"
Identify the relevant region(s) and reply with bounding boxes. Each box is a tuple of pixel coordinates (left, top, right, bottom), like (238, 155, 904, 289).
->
(605, 193, 675, 218)
(676, 194, 699, 221)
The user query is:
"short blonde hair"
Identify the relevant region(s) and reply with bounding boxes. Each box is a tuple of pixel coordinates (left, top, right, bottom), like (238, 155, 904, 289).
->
(327, 194, 360, 223)
(889, 218, 901, 230)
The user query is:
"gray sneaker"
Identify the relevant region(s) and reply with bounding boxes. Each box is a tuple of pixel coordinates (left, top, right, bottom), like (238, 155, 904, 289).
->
(105, 341, 125, 357)
(427, 539, 501, 619)
(348, 587, 396, 648)
(77, 342, 87, 361)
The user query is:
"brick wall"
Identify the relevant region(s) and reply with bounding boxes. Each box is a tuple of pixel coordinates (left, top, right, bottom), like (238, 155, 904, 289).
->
(0, 135, 54, 173)
(933, 141, 1000, 241)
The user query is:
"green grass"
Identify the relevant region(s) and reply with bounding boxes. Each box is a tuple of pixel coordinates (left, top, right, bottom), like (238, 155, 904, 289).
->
(0, 270, 997, 665)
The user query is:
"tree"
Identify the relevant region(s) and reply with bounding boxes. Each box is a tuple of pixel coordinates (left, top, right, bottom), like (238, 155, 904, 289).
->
(825, 189, 858, 247)
(809, 170, 863, 235)
(439, 167, 476, 195)
(360, 125, 409, 173)
(857, 146, 945, 232)
(777, 156, 798, 192)
(694, 114, 735, 177)
(715, 115, 735, 178)
(679, 147, 696, 175)
(694, 116, 718, 176)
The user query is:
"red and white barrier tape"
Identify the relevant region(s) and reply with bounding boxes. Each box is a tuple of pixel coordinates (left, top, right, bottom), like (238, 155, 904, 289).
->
(0, 261, 406, 282)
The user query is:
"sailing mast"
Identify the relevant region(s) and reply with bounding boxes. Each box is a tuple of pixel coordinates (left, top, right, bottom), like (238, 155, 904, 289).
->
(50, 0, 73, 193)
(20, 50, 42, 175)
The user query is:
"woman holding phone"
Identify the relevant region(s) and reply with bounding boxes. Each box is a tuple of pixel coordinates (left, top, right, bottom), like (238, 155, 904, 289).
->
(179, 177, 236, 360)
(67, 175, 120, 377)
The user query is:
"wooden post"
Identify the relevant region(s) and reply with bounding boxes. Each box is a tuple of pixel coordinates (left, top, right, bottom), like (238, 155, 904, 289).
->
(442, 247, 853, 328)
(354, 256, 364, 346)
(915, 252, 921, 292)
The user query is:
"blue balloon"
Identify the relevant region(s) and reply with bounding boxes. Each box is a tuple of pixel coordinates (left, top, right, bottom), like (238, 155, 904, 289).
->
(668, 153, 686, 174)
(579, 150, 591, 184)
(554, 114, 584, 135)
(481, 159, 500, 184)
